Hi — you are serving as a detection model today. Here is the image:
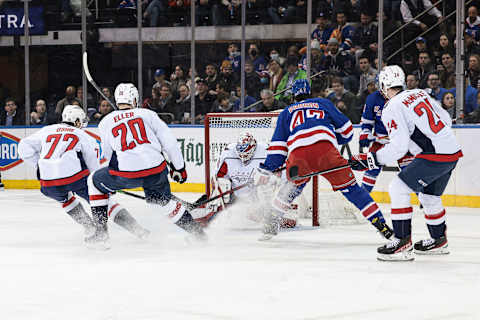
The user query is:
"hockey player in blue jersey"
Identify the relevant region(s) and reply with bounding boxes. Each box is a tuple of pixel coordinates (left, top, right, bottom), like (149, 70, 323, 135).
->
(254, 79, 393, 240)
(360, 89, 415, 192)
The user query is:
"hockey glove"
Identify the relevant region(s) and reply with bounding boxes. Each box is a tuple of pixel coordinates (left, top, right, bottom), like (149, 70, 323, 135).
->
(169, 163, 187, 184)
(253, 165, 273, 186)
(349, 153, 380, 171)
(359, 132, 373, 148)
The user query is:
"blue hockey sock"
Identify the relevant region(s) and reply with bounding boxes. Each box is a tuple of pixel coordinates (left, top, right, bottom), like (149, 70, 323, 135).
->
(427, 222, 446, 239)
(392, 219, 412, 239)
(340, 184, 385, 223)
(361, 168, 381, 193)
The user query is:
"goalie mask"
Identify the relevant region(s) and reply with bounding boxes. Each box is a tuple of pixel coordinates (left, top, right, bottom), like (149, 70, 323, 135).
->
(114, 83, 139, 107)
(62, 105, 88, 128)
(236, 132, 257, 163)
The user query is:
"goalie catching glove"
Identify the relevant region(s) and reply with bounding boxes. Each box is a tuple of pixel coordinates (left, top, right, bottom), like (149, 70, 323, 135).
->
(169, 162, 187, 184)
(349, 152, 380, 171)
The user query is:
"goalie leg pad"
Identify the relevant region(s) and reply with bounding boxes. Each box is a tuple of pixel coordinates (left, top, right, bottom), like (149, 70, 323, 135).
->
(272, 181, 303, 215)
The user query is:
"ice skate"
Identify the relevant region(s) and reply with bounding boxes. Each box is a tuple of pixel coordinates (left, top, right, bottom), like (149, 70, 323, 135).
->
(85, 226, 111, 250)
(258, 215, 280, 241)
(377, 237, 414, 261)
(414, 236, 449, 255)
(371, 217, 393, 239)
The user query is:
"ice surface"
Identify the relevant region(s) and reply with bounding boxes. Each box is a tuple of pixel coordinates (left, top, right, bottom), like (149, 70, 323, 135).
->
(0, 190, 479, 320)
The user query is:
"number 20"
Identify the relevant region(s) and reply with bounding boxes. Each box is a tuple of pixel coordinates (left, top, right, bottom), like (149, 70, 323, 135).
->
(112, 118, 150, 151)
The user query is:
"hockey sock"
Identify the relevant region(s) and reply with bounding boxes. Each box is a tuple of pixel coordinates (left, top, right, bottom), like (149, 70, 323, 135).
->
(67, 203, 94, 229)
(391, 207, 413, 239)
(175, 211, 204, 235)
(91, 205, 108, 228)
(427, 222, 446, 239)
(361, 168, 381, 193)
(340, 184, 385, 223)
(113, 208, 144, 233)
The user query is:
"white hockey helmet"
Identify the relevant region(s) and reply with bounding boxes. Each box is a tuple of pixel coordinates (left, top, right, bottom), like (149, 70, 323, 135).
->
(114, 83, 139, 107)
(378, 65, 406, 98)
(236, 132, 257, 163)
(62, 105, 88, 128)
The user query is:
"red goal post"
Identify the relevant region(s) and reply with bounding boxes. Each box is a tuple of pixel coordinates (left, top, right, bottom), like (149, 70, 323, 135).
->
(204, 112, 320, 226)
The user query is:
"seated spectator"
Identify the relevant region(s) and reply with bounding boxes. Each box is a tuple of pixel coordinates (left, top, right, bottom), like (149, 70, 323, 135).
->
(55, 86, 81, 122)
(153, 84, 178, 124)
(320, 38, 357, 92)
(100, 87, 115, 106)
(311, 13, 334, 48)
(213, 92, 235, 112)
(464, 91, 480, 123)
(441, 91, 456, 120)
(413, 51, 434, 88)
(466, 5, 480, 37)
(406, 74, 419, 90)
(204, 63, 219, 95)
(225, 43, 241, 73)
(76, 86, 95, 109)
(299, 40, 323, 74)
(194, 78, 215, 122)
(248, 43, 267, 72)
(267, 59, 284, 93)
(153, 68, 171, 90)
(1, 98, 25, 126)
(212, 82, 238, 111)
(468, 54, 480, 90)
(357, 76, 377, 105)
(451, 79, 478, 117)
(142, 87, 161, 109)
(257, 89, 286, 112)
(196, 0, 215, 26)
(217, 60, 239, 94)
(144, 0, 168, 27)
(268, 0, 297, 24)
(244, 60, 262, 99)
(351, 12, 378, 63)
(167, 0, 191, 26)
(233, 85, 256, 111)
(117, 0, 138, 26)
(89, 99, 113, 124)
(275, 56, 307, 104)
(327, 77, 360, 123)
(169, 65, 187, 98)
(30, 99, 48, 125)
(434, 33, 454, 66)
(286, 45, 300, 60)
(439, 52, 456, 89)
(413, 37, 432, 62)
(175, 84, 192, 124)
(425, 72, 447, 103)
(330, 11, 355, 51)
(356, 55, 377, 96)
(465, 30, 480, 58)
(268, 48, 286, 67)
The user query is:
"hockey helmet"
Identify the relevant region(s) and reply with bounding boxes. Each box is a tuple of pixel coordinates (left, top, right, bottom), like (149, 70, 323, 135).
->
(114, 83, 139, 107)
(291, 79, 311, 97)
(236, 132, 257, 163)
(378, 65, 405, 98)
(62, 105, 88, 128)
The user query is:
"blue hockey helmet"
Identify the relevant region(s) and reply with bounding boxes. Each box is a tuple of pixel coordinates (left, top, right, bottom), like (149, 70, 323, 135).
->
(292, 79, 311, 97)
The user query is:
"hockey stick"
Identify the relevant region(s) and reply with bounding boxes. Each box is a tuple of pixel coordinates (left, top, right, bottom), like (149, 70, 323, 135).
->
(289, 163, 352, 180)
(117, 190, 198, 211)
(83, 52, 118, 110)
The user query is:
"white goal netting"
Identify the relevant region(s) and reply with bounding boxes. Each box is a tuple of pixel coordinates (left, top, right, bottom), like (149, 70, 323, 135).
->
(204, 112, 365, 226)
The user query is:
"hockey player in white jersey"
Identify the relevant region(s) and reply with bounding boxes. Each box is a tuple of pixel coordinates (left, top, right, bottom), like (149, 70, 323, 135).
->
(192, 132, 298, 228)
(350, 65, 463, 261)
(18, 105, 149, 244)
(87, 83, 206, 246)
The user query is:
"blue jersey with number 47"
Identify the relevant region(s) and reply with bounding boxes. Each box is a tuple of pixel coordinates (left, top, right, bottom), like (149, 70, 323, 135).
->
(263, 98, 353, 171)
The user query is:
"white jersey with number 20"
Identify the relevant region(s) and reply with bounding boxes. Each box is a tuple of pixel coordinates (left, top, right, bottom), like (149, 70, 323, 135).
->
(377, 89, 462, 165)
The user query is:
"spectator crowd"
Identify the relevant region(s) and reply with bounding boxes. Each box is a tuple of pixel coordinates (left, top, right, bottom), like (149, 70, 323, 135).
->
(2, 0, 480, 126)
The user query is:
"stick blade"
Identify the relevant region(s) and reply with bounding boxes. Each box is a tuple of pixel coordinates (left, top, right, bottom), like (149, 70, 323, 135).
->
(82, 51, 93, 82)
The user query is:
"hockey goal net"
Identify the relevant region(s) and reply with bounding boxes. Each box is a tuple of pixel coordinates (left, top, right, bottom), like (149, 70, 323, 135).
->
(204, 112, 362, 227)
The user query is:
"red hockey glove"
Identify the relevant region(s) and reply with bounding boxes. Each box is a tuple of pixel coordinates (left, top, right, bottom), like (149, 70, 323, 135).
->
(349, 153, 379, 171)
(169, 163, 187, 184)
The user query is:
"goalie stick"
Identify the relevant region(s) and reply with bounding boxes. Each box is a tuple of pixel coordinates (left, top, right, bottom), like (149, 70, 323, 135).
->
(288, 162, 353, 180)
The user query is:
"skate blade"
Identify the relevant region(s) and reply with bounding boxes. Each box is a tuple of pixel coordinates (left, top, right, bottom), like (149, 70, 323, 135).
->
(377, 250, 414, 261)
(415, 245, 449, 255)
(134, 229, 151, 241)
(85, 240, 111, 250)
(258, 234, 275, 241)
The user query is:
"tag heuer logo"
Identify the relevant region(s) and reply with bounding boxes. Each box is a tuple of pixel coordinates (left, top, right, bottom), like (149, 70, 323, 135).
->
(0, 131, 23, 171)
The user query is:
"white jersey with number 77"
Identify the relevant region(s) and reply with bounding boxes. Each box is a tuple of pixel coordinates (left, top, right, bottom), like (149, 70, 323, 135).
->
(377, 89, 462, 165)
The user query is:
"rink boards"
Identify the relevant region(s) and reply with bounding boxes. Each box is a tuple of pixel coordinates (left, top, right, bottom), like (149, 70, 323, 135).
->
(1, 125, 479, 207)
